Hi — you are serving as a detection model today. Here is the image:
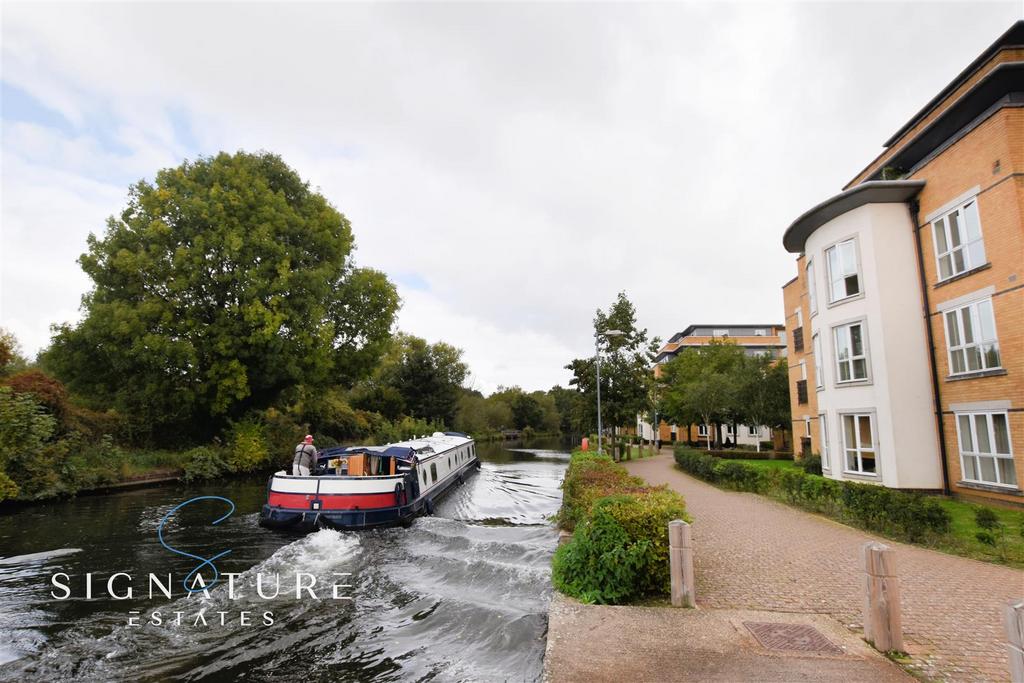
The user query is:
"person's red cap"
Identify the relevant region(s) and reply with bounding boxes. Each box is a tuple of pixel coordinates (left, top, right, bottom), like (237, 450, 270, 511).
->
(304, 434, 314, 442)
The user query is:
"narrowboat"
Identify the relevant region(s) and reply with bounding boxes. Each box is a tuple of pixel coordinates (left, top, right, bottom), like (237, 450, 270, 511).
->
(258, 432, 479, 531)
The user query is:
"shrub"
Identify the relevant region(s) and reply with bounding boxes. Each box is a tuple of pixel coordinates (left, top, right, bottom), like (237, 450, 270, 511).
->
(674, 448, 719, 481)
(0, 386, 58, 501)
(225, 418, 269, 473)
(2, 370, 70, 423)
(714, 460, 767, 492)
(558, 451, 650, 530)
(553, 490, 689, 603)
(182, 446, 230, 482)
(796, 454, 822, 476)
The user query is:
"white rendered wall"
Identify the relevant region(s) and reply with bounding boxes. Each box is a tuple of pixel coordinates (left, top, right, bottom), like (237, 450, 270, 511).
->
(804, 202, 942, 489)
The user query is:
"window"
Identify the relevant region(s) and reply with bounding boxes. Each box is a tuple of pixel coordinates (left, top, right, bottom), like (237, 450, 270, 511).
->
(795, 308, 803, 328)
(826, 239, 860, 303)
(804, 417, 811, 437)
(747, 425, 759, 437)
(725, 424, 734, 436)
(807, 260, 817, 314)
(933, 199, 985, 280)
(956, 412, 1016, 487)
(819, 414, 830, 470)
(698, 424, 708, 437)
(834, 322, 868, 382)
(430, 463, 438, 483)
(813, 334, 824, 389)
(842, 413, 876, 474)
(944, 298, 1001, 375)
(754, 328, 767, 336)
(713, 328, 729, 337)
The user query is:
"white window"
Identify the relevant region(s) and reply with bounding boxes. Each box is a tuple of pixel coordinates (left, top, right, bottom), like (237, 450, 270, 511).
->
(944, 298, 1001, 375)
(807, 259, 818, 314)
(933, 199, 985, 281)
(819, 414, 830, 470)
(826, 239, 861, 303)
(795, 307, 803, 329)
(956, 412, 1016, 487)
(748, 425, 760, 437)
(800, 360, 807, 381)
(834, 322, 868, 383)
(812, 334, 823, 389)
(842, 413, 877, 475)
(754, 329, 767, 336)
(697, 424, 709, 437)
(804, 417, 811, 437)
(713, 328, 729, 337)
(725, 424, 734, 436)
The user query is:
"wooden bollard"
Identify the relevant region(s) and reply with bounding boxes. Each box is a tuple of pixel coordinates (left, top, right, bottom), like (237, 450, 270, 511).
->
(1006, 598, 1024, 683)
(862, 541, 903, 652)
(669, 520, 695, 608)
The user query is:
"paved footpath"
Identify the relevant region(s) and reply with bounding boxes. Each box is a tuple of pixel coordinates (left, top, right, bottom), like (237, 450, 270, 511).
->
(623, 451, 1024, 682)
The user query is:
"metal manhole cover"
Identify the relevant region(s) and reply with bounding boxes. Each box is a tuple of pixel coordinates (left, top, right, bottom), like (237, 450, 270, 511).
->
(743, 622, 844, 655)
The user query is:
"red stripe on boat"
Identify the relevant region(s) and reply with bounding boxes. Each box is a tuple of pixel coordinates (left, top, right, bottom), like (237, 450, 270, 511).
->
(267, 491, 397, 510)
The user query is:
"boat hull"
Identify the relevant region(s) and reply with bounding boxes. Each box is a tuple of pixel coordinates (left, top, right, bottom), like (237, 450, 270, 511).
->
(259, 455, 479, 532)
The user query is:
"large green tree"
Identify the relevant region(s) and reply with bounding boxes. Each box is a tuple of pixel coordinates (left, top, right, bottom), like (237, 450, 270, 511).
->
(43, 151, 399, 442)
(378, 334, 468, 427)
(660, 340, 746, 450)
(565, 292, 659, 455)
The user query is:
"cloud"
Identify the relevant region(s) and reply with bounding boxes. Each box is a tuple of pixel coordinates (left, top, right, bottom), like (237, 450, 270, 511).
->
(1, 1, 1019, 393)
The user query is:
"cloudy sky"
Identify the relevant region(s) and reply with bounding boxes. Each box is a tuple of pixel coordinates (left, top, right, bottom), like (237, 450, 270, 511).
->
(1, 1, 1019, 394)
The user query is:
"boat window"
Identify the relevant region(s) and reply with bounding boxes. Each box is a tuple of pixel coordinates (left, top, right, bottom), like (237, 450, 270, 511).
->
(430, 463, 438, 483)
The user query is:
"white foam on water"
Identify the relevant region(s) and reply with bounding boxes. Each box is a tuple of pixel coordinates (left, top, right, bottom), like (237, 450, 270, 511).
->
(0, 548, 82, 566)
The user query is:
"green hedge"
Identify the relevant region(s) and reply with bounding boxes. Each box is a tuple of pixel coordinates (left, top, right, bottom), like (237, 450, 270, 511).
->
(553, 451, 690, 604)
(674, 446, 950, 542)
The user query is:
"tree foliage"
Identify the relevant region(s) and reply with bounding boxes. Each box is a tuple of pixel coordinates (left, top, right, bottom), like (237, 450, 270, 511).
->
(42, 151, 399, 443)
(565, 292, 660, 443)
(660, 340, 789, 450)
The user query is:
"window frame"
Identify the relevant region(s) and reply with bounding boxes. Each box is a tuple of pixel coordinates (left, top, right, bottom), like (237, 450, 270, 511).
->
(825, 237, 862, 305)
(806, 258, 818, 315)
(813, 333, 823, 389)
(942, 297, 1001, 376)
(833, 320, 870, 385)
(697, 423, 709, 437)
(819, 413, 830, 471)
(954, 411, 1016, 488)
(932, 199, 986, 282)
(840, 412, 878, 476)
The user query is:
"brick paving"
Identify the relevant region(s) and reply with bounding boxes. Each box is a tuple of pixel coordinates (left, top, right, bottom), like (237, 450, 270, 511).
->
(623, 451, 1024, 682)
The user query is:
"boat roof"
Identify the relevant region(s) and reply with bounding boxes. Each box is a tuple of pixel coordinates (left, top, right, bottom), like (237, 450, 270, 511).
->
(320, 432, 473, 460)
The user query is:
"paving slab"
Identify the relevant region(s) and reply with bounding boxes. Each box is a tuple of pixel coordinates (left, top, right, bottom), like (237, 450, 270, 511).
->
(543, 592, 910, 682)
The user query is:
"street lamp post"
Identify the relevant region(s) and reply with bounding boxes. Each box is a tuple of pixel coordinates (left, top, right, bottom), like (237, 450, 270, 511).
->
(596, 329, 625, 455)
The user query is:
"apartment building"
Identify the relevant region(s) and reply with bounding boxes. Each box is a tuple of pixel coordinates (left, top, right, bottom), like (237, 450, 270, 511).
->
(643, 324, 787, 447)
(781, 21, 1023, 504)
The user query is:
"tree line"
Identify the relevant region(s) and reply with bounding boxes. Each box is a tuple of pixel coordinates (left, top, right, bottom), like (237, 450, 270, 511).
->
(563, 293, 790, 455)
(0, 151, 574, 501)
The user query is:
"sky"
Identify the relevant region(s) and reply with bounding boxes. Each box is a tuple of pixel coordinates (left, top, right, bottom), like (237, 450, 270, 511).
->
(1, 1, 1020, 395)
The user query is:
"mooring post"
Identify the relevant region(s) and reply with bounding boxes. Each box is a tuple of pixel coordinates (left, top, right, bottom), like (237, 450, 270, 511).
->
(861, 541, 903, 652)
(669, 519, 695, 608)
(1006, 598, 1024, 683)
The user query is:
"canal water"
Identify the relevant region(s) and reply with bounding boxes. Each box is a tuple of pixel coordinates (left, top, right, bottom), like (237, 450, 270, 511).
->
(0, 438, 569, 682)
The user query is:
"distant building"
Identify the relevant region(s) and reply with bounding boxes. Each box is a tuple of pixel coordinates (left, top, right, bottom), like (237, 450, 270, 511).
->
(642, 324, 788, 448)
(781, 22, 1023, 505)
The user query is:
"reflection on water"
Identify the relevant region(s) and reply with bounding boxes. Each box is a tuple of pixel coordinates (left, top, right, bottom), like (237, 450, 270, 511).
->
(0, 438, 569, 682)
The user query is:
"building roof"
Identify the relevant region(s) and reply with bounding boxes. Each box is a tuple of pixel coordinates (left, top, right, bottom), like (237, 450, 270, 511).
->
(666, 324, 783, 343)
(782, 180, 925, 254)
(883, 21, 1024, 148)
